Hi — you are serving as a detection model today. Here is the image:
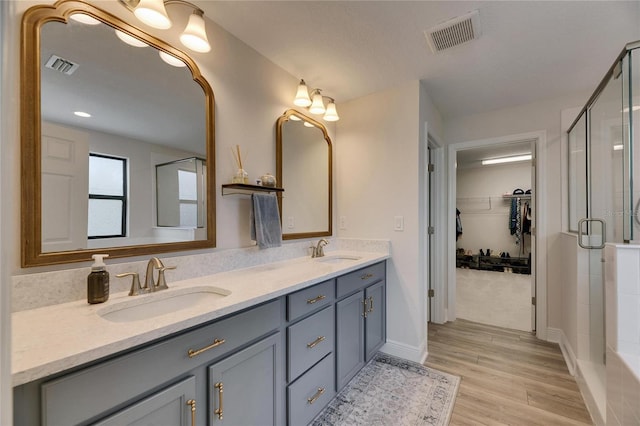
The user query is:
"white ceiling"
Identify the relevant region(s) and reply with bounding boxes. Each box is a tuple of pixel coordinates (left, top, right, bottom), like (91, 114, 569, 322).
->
(201, 1, 640, 119)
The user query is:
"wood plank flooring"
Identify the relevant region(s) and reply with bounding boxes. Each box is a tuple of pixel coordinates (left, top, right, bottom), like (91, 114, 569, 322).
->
(425, 319, 593, 425)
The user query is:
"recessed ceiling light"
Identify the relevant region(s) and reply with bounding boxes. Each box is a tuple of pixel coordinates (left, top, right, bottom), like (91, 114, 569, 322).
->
(481, 154, 531, 165)
(74, 111, 91, 118)
(622, 105, 640, 113)
(613, 144, 623, 151)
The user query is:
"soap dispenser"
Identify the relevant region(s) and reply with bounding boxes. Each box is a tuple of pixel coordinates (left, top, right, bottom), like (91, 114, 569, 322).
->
(88, 254, 110, 304)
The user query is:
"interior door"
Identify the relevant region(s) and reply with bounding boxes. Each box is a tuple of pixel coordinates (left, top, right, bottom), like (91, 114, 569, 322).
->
(41, 122, 89, 252)
(529, 141, 537, 331)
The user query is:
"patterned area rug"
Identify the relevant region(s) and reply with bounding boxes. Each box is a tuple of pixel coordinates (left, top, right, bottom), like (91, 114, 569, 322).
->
(312, 353, 460, 426)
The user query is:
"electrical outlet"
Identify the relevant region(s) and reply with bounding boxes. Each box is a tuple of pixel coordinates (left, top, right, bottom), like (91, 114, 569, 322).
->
(339, 216, 347, 230)
(394, 215, 404, 231)
(287, 216, 295, 229)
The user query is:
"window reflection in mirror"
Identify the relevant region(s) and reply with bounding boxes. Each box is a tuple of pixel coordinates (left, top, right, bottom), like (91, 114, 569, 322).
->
(22, 0, 215, 266)
(276, 110, 332, 240)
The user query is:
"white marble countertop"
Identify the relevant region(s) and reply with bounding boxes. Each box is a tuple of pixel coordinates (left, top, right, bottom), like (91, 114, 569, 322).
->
(12, 251, 389, 387)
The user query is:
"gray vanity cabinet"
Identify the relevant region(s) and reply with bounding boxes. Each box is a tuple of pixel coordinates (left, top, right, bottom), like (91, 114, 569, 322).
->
(208, 333, 282, 425)
(13, 260, 387, 426)
(92, 376, 196, 426)
(335, 262, 386, 390)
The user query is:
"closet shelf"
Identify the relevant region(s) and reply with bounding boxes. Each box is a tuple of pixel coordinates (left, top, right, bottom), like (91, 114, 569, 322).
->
(222, 183, 284, 196)
(502, 194, 531, 200)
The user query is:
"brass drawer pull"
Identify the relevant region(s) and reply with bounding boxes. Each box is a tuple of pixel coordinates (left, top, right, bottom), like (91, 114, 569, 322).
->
(187, 338, 226, 358)
(307, 336, 326, 349)
(362, 299, 368, 318)
(368, 296, 374, 313)
(360, 273, 373, 280)
(214, 382, 224, 420)
(307, 387, 325, 405)
(186, 399, 196, 426)
(306, 294, 326, 304)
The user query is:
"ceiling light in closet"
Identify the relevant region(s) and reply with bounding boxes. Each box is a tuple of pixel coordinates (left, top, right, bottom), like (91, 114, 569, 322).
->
(481, 154, 532, 165)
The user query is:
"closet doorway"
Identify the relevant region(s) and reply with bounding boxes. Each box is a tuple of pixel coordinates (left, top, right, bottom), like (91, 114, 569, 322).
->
(448, 134, 545, 334)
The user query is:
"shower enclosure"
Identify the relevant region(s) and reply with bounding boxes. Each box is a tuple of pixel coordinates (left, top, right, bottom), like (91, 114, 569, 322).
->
(567, 41, 640, 396)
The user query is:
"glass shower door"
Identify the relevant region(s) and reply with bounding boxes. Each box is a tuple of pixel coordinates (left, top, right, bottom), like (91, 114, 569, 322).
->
(585, 66, 624, 369)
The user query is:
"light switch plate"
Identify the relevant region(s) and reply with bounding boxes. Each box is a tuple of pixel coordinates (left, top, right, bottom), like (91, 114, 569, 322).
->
(339, 216, 347, 230)
(287, 216, 295, 229)
(394, 216, 404, 231)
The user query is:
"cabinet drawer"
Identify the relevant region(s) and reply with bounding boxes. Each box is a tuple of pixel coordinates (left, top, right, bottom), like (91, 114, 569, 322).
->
(287, 279, 334, 321)
(287, 305, 334, 381)
(41, 299, 281, 426)
(336, 262, 385, 298)
(287, 354, 335, 426)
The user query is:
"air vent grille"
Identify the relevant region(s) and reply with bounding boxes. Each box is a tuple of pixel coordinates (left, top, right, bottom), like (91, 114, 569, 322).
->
(425, 10, 481, 53)
(45, 55, 79, 75)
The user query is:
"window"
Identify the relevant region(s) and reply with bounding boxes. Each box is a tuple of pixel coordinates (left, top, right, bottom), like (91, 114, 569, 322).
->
(88, 153, 127, 238)
(178, 169, 198, 227)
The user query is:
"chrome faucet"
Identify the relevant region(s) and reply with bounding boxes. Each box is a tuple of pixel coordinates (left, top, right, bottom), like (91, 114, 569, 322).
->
(311, 239, 329, 258)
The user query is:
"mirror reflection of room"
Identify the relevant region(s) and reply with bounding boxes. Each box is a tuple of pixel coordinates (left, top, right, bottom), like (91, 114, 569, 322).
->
(39, 13, 208, 253)
(455, 142, 534, 331)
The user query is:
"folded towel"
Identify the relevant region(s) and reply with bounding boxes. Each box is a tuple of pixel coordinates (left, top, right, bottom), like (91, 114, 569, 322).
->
(250, 193, 282, 249)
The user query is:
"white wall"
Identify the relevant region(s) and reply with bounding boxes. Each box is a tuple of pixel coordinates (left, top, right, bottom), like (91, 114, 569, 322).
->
(0, 1, 12, 421)
(336, 80, 442, 362)
(457, 162, 531, 256)
(444, 90, 591, 330)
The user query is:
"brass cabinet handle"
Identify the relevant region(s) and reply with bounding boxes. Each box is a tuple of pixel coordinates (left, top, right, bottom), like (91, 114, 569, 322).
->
(368, 296, 374, 313)
(214, 382, 224, 420)
(307, 336, 326, 349)
(362, 299, 368, 318)
(187, 338, 226, 358)
(306, 294, 326, 304)
(360, 273, 373, 280)
(307, 387, 325, 405)
(186, 399, 196, 426)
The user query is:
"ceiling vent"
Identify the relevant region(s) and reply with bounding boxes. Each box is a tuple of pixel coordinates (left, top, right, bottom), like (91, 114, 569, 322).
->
(424, 10, 481, 53)
(44, 54, 79, 75)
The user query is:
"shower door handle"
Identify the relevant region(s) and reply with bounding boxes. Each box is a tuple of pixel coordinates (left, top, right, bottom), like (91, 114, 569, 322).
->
(577, 218, 606, 249)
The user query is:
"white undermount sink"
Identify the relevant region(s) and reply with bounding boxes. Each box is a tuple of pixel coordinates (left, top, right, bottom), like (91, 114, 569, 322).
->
(98, 286, 231, 323)
(315, 254, 362, 264)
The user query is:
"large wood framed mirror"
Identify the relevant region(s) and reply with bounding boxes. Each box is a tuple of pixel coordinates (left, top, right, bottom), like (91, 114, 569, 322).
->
(276, 109, 332, 240)
(21, 0, 215, 267)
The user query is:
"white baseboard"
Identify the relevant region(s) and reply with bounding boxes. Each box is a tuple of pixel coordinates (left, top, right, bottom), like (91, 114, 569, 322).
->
(547, 327, 576, 375)
(380, 339, 428, 364)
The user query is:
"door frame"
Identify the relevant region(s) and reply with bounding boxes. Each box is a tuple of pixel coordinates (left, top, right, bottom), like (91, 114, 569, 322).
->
(444, 130, 548, 339)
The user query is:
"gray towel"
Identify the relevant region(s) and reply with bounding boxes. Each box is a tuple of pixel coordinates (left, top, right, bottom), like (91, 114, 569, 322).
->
(250, 193, 282, 249)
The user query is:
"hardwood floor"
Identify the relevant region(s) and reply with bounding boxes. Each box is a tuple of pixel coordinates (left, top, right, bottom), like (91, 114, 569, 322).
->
(425, 319, 593, 425)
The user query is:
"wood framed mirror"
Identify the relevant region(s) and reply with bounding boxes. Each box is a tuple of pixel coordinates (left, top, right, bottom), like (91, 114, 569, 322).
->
(276, 109, 332, 240)
(21, 0, 215, 267)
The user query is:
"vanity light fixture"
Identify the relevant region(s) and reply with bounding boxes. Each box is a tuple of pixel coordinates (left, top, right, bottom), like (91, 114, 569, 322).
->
(323, 98, 340, 121)
(303, 121, 315, 128)
(293, 79, 340, 121)
(294, 80, 312, 107)
(115, 30, 149, 47)
(481, 154, 532, 165)
(118, 0, 211, 53)
(159, 51, 187, 67)
(69, 13, 101, 25)
(309, 89, 326, 115)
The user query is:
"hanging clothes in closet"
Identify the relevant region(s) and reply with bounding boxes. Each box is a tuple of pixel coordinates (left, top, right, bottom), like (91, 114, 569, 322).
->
(456, 208, 463, 241)
(509, 188, 525, 245)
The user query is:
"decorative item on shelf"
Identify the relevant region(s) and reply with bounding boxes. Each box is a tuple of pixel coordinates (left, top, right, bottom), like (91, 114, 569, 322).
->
(117, 0, 211, 53)
(260, 173, 276, 188)
(293, 79, 340, 121)
(231, 144, 249, 184)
